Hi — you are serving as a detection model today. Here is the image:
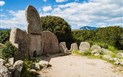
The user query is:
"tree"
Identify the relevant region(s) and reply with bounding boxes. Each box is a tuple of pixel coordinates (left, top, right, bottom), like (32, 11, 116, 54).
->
(41, 16, 72, 48)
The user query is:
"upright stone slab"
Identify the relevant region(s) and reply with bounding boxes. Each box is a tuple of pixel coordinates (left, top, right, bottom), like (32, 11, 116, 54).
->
(26, 5, 42, 34)
(59, 42, 69, 53)
(70, 43, 78, 51)
(79, 42, 90, 52)
(9, 28, 29, 59)
(29, 34, 42, 57)
(42, 31, 59, 55)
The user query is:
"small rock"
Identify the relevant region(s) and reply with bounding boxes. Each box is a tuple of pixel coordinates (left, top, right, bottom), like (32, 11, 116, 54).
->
(29, 69, 37, 74)
(31, 63, 40, 70)
(35, 63, 40, 70)
(94, 53, 100, 56)
(117, 53, 123, 58)
(5, 63, 11, 67)
(114, 61, 120, 65)
(8, 58, 14, 66)
(39, 60, 49, 67)
(8, 67, 15, 72)
(13, 60, 23, 77)
(0, 58, 6, 65)
(0, 65, 10, 77)
(120, 62, 123, 66)
(103, 55, 111, 60)
(13, 60, 23, 72)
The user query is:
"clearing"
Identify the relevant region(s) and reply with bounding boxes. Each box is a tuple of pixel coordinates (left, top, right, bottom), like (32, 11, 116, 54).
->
(39, 54, 123, 77)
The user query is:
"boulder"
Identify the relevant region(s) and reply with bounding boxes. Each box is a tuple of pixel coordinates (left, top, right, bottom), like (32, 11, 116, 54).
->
(116, 53, 123, 58)
(26, 5, 42, 34)
(101, 48, 114, 55)
(29, 69, 37, 74)
(59, 42, 69, 53)
(38, 60, 49, 67)
(42, 31, 59, 54)
(8, 58, 14, 66)
(79, 42, 90, 52)
(91, 45, 101, 54)
(103, 55, 112, 60)
(13, 60, 23, 77)
(31, 63, 40, 70)
(0, 65, 10, 77)
(0, 58, 5, 65)
(70, 43, 78, 51)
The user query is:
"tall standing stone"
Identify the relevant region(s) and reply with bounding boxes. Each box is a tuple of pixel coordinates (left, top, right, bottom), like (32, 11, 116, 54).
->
(26, 5, 42, 34)
(26, 5, 43, 57)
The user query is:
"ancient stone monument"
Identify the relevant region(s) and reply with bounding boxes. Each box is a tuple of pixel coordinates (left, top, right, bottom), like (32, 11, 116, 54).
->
(9, 5, 59, 59)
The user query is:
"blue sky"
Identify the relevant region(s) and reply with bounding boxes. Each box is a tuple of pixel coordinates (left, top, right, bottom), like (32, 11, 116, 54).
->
(0, 0, 123, 29)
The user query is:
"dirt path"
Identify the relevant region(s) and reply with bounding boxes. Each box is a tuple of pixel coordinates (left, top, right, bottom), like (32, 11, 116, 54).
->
(39, 54, 123, 77)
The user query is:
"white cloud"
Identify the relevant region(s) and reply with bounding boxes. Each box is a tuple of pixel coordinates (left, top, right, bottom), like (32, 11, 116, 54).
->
(56, 0, 68, 3)
(1, 10, 26, 30)
(41, 0, 123, 29)
(42, 6, 52, 12)
(1, 0, 123, 29)
(0, 1, 5, 6)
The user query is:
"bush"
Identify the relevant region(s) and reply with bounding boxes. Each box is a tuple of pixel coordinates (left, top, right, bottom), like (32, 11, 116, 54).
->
(0, 30, 10, 43)
(2, 41, 17, 59)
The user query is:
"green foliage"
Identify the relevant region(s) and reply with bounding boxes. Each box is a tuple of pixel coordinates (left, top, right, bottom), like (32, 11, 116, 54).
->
(41, 16, 72, 48)
(21, 58, 41, 77)
(0, 30, 10, 43)
(2, 42, 17, 59)
(72, 26, 123, 50)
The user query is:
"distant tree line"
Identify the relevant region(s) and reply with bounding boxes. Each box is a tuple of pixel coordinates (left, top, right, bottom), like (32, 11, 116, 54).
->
(72, 26, 123, 50)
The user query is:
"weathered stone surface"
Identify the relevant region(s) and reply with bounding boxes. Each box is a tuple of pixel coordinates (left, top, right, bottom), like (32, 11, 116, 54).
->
(26, 5, 42, 34)
(79, 42, 90, 52)
(70, 43, 78, 51)
(9, 28, 30, 59)
(29, 34, 42, 57)
(13, 60, 23, 77)
(38, 60, 49, 67)
(101, 48, 114, 55)
(91, 45, 101, 54)
(59, 42, 69, 53)
(0, 58, 5, 65)
(8, 58, 14, 66)
(0, 65, 10, 77)
(13, 60, 23, 72)
(42, 31, 59, 54)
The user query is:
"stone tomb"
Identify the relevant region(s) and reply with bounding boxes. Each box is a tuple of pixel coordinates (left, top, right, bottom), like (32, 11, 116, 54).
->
(9, 5, 59, 59)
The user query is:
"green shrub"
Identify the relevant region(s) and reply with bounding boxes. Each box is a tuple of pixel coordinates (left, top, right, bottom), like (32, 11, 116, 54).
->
(20, 59, 39, 77)
(2, 41, 17, 59)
